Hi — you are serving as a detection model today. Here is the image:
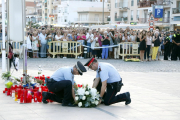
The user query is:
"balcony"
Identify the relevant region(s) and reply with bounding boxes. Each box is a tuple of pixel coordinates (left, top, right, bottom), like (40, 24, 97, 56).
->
(138, 17, 170, 24)
(53, 0, 60, 7)
(115, 17, 128, 21)
(172, 8, 180, 14)
(74, 18, 108, 23)
(115, 2, 128, 9)
(138, 1, 157, 8)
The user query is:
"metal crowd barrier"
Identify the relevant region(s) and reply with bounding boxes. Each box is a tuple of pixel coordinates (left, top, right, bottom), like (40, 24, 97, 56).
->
(0, 41, 22, 55)
(118, 42, 140, 60)
(48, 41, 82, 59)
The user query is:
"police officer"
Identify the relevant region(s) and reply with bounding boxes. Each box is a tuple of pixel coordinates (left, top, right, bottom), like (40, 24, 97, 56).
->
(84, 58, 131, 105)
(171, 30, 180, 60)
(42, 61, 87, 107)
(164, 32, 170, 60)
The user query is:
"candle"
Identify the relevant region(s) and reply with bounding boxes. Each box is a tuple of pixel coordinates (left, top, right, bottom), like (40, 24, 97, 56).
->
(20, 95, 23, 103)
(15, 91, 18, 101)
(12, 90, 15, 98)
(34, 92, 37, 102)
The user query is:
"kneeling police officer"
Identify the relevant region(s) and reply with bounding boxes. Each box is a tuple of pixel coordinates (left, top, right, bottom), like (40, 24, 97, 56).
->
(42, 61, 87, 107)
(84, 58, 131, 105)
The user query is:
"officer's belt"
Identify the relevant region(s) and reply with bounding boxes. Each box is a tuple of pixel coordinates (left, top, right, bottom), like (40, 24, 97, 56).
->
(107, 80, 122, 86)
(47, 78, 57, 83)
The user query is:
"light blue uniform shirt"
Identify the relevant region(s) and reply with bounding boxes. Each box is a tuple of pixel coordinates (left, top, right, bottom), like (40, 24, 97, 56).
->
(51, 67, 75, 85)
(96, 62, 121, 83)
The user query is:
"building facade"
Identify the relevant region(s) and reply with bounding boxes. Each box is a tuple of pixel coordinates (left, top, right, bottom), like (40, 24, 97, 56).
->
(110, 0, 180, 31)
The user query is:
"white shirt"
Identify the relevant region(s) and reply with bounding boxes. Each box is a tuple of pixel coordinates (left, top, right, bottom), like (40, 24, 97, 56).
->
(91, 36, 98, 49)
(146, 36, 152, 45)
(96, 62, 121, 83)
(55, 35, 63, 46)
(86, 33, 94, 43)
(39, 34, 47, 44)
(15, 57, 19, 70)
(122, 36, 130, 42)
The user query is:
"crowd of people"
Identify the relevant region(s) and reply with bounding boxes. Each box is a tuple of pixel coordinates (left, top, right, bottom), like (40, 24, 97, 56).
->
(1, 25, 180, 61)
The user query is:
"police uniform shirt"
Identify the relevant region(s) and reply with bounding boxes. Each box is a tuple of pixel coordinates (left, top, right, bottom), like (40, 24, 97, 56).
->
(96, 62, 121, 83)
(51, 67, 75, 85)
(165, 36, 170, 46)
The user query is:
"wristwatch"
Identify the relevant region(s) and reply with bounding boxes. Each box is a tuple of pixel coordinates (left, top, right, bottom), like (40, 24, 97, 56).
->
(99, 97, 103, 100)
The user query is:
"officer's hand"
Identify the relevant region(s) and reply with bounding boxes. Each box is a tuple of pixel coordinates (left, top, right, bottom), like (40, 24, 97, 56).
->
(98, 100, 102, 105)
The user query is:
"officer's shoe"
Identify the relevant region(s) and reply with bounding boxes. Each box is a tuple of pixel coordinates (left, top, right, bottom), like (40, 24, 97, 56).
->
(62, 103, 77, 107)
(42, 92, 49, 104)
(125, 92, 131, 105)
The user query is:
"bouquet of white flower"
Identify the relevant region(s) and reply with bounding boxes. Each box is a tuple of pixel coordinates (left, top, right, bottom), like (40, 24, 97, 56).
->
(74, 84, 100, 108)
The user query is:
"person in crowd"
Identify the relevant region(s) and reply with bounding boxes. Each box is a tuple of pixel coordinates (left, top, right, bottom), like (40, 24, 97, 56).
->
(27, 32, 32, 58)
(77, 30, 86, 59)
(107, 29, 114, 59)
(39, 30, 48, 58)
(91, 32, 98, 58)
(86, 30, 94, 58)
(114, 31, 121, 59)
(101, 31, 110, 60)
(171, 30, 180, 60)
(164, 32, 170, 60)
(144, 31, 152, 61)
(152, 32, 161, 61)
(55, 31, 63, 58)
(32, 32, 39, 58)
(62, 32, 69, 58)
(122, 33, 131, 55)
(96, 31, 102, 59)
(139, 31, 146, 62)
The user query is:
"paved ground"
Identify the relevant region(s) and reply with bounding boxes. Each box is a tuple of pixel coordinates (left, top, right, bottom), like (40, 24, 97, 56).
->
(0, 58, 180, 120)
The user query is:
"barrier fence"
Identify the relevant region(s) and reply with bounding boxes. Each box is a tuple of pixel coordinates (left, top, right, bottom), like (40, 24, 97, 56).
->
(48, 41, 82, 59)
(118, 42, 140, 60)
(0, 41, 141, 60)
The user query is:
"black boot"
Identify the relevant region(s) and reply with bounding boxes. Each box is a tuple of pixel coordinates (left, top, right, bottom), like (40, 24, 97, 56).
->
(42, 92, 50, 104)
(125, 92, 131, 105)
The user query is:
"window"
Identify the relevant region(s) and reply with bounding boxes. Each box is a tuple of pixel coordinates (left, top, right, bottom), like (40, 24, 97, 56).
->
(64, 7, 67, 13)
(136, 10, 139, 20)
(137, 0, 140, 5)
(131, 10, 133, 21)
(131, 0, 134, 6)
(95, 14, 99, 21)
(61, 17, 63, 22)
(29, 10, 32, 14)
(64, 16, 67, 22)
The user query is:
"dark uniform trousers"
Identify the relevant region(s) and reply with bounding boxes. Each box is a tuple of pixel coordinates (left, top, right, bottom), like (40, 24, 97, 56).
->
(46, 79, 73, 104)
(171, 44, 180, 60)
(164, 44, 170, 60)
(96, 79, 127, 105)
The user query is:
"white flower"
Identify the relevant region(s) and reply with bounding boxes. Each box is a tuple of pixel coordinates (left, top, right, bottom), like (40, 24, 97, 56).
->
(78, 102, 82, 107)
(90, 88, 97, 99)
(75, 96, 79, 101)
(82, 96, 86, 100)
(95, 101, 99, 105)
(91, 101, 95, 104)
(85, 91, 89, 95)
(77, 88, 85, 95)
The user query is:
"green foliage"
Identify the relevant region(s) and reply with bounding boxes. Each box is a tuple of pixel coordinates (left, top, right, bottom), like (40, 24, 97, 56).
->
(1, 71, 11, 80)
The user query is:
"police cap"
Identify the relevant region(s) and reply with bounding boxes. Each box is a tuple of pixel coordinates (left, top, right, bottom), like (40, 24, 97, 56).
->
(76, 61, 87, 75)
(84, 57, 96, 67)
